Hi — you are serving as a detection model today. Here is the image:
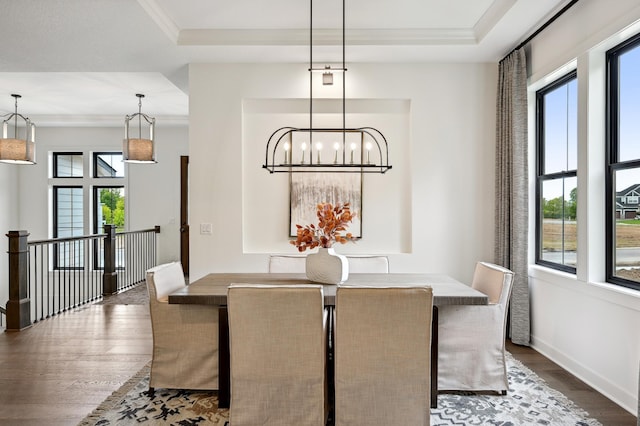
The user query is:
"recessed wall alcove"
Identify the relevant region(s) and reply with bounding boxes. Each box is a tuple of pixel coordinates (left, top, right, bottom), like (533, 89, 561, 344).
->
(241, 97, 412, 254)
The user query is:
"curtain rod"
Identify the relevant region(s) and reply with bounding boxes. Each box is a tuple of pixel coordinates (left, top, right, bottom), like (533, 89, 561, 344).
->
(501, 0, 580, 61)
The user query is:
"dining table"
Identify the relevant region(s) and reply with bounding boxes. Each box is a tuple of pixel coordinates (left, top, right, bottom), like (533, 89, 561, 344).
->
(168, 272, 488, 409)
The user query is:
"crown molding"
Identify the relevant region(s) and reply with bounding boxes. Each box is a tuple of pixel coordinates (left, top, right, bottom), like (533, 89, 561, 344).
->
(473, 0, 516, 42)
(136, 0, 181, 43)
(31, 115, 187, 128)
(178, 28, 478, 46)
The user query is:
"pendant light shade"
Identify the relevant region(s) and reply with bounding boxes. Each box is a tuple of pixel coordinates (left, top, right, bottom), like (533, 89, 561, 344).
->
(0, 94, 36, 165)
(123, 93, 156, 163)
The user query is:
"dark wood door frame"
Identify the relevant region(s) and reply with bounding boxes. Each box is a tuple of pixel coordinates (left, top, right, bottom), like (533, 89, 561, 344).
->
(180, 156, 190, 276)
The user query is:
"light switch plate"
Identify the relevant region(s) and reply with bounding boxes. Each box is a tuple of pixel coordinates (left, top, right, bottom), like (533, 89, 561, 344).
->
(200, 223, 213, 235)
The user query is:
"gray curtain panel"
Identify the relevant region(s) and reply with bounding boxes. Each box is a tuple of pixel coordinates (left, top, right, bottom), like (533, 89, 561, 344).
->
(495, 48, 530, 346)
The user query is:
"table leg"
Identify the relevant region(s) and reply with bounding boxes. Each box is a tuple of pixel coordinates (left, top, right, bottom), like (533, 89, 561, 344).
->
(219, 305, 230, 409)
(431, 305, 438, 408)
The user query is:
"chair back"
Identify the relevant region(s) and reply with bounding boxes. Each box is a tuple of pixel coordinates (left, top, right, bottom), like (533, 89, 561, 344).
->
(471, 261, 514, 305)
(228, 284, 327, 426)
(334, 286, 433, 425)
(346, 255, 389, 273)
(146, 261, 186, 303)
(268, 255, 306, 273)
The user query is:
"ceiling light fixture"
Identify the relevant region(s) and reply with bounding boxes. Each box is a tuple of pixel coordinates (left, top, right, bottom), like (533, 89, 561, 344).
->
(263, 0, 391, 174)
(123, 93, 156, 163)
(0, 94, 36, 165)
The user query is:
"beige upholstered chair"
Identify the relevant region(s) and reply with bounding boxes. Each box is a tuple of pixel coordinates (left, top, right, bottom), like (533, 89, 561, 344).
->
(227, 284, 327, 426)
(269, 254, 389, 274)
(346, 255, 389, 273)
(437, 261, 515, 392)
(268, 254, 306, 273)
(146, 262, 218, 392)
(334, 286, 433, 425)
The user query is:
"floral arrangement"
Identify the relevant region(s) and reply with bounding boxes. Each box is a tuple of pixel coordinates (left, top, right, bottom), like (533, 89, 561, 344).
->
(291, 202, 356, 252)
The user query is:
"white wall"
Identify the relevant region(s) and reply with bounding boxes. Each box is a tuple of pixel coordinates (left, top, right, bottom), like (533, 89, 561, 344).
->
(0, 125, 187, 307)
(528, 0, 640, 414)
(188, 61, 497, 283)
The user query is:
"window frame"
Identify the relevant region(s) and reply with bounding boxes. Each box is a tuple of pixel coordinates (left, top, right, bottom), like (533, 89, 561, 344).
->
(535, 70, 578, 274)
(93, 151, 124, 178)
(52, 152, 84, 178)
(93, 185, 126, 234)
(92, 185, 126, 270)
(605, 32, 640, 291)
(52, 185, 84, 270)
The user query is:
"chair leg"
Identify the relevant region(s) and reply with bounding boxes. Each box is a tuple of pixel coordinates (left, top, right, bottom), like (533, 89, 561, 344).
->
(326, 306, 335, 425)
(500, 390, 507, 395)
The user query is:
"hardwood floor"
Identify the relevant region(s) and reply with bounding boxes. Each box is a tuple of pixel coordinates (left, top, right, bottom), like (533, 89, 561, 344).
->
(0, 299, 635, 425)
(0, 304, 152, 426)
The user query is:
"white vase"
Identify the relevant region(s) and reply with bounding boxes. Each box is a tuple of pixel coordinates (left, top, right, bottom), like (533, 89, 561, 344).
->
(305, 247, 349, 284)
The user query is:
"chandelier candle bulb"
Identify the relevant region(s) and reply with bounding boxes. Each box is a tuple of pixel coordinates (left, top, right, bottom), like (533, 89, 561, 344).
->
(300, 142, 307, 164)
(283, 142, 290, 164)
(350, 142, 357, 164)
(316, 142, 322, 163)
(365, 142, 372, 164)
(334, 142, 340, 164)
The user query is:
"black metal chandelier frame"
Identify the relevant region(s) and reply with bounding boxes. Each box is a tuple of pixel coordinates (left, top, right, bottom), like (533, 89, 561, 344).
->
(263, 0, 391, 174)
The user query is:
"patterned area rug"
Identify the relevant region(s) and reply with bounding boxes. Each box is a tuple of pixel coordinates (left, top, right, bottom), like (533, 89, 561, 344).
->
(78, 364, 229, 426)
(79, 353, 601, 425)
(432, 354, 601, 425)
(94, 283, 149, 305)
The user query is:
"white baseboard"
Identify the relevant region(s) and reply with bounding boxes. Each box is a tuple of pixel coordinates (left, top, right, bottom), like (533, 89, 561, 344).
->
(530, 334, 638, 416)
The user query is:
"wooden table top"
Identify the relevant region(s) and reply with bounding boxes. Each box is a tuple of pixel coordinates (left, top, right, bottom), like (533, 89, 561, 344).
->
(169, 272, 488, 306)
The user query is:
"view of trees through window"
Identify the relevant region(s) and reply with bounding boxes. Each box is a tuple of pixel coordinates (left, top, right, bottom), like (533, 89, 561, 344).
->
(96, 187, 125, 233)
(542, 187, 577, 220)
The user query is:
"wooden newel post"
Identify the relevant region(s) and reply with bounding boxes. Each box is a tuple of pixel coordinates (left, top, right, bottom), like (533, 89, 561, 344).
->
(103, 224, 118, 295)
(6, 230, 31, 331)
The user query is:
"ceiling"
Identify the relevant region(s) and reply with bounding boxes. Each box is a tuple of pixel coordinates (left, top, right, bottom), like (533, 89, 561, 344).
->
(0, 0, 569, 126)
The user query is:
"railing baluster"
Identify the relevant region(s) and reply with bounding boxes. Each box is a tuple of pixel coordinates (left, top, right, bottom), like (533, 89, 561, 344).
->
(5, 227, 159, 329)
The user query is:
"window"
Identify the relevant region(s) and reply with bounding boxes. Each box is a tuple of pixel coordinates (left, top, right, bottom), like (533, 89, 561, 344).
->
(606, 33, 640, 291)
(53, 152, 83, 178)
(53, 186, 84, 268)
(94, 186, 125, 233)
(535, 71, 578, 273)
(93, 186, 125, 269)
(94, 152, 124, 178)
(50, 151, 127, 270)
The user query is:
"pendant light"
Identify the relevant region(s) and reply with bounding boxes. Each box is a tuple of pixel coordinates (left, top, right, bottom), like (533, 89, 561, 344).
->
(123, 93, 156, 163)
(0, 94, 36, 165)
(263, 0, 391, 174)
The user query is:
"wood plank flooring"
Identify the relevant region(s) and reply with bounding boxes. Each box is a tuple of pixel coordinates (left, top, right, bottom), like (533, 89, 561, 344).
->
(0, 299, 635, 425)
(0, 304, 152, 426)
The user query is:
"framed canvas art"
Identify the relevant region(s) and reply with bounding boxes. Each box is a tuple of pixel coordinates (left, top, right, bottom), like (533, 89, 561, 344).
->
(289, 173, 362, 238)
